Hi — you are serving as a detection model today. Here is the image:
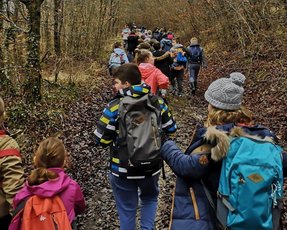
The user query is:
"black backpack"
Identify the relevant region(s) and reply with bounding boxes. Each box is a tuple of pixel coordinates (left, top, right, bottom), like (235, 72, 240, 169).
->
(118, 94, 162, 170)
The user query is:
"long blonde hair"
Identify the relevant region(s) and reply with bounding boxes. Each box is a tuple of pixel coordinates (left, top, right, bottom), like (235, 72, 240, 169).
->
(205, 106, 253, 127)
(28, 137, 67, 186)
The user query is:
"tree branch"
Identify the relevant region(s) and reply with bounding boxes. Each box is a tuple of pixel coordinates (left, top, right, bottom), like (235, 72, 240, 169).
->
(0, 12, 28, 33)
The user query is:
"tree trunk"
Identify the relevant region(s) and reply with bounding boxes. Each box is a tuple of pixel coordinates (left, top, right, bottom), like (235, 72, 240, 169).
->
(0, 0, 15, 94)
(19, 0, 44, 104)
(0, 0, 5, 91)
(54, 0, 63, 56)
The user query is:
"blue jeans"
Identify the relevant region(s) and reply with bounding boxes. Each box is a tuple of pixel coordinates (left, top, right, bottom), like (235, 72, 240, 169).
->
(109, 173, 160, 230)
(188, 63, 200, 84)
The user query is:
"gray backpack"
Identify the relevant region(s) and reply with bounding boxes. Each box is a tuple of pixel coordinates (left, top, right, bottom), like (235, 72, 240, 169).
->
(118, 94, 162, 169)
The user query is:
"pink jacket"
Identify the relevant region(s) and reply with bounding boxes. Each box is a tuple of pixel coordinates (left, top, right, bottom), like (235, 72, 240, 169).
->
(11, 168, 85, 224)
(138, 63, 169, 94)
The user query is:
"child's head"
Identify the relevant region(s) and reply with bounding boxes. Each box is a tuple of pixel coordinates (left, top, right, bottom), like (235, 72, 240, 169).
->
(135, 49, 154, 65)
(28, 137, 67, 186)
(0, 97, 5, 125)
(204, 72, 252, 126)
(153, 42, 160, 51)
(113, 63, 142, 91)
(190, 37, 199, 45)
(33, 137, 66, 168)
(113, 42, 122, 49)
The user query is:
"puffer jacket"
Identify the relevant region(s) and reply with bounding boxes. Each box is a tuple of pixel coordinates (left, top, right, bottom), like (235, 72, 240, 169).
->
(0, 130, 24, 217)
(94, 83, 177, 179)
(160, 123, 286, 230)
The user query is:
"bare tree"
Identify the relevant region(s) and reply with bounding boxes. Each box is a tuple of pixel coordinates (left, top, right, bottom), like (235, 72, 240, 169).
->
(0, 0, 16, 94)
(54, 0, 63, 56)
(19, 0, 45, 104)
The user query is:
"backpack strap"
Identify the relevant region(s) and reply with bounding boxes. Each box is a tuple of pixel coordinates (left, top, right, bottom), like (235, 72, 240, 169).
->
(201, 180, 230, 230)
(12, 198, 28, 218)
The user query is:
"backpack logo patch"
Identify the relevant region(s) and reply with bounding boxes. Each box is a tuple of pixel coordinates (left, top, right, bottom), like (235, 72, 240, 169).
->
(39, 215, 46, 221)
(247, 173, 264, 183)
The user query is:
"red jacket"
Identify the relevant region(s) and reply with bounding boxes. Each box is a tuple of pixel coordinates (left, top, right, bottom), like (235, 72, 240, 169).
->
(138, 63, 169, 94)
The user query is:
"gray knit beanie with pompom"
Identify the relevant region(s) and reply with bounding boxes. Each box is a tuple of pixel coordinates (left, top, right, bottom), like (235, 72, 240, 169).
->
(204, 72, 246, 110)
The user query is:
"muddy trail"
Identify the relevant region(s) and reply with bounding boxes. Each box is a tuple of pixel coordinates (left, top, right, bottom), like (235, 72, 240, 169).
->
(60, 66, 286, 229)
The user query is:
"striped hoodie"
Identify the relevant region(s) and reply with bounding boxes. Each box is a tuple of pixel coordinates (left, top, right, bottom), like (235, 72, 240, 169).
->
(94, 83, 177, 178)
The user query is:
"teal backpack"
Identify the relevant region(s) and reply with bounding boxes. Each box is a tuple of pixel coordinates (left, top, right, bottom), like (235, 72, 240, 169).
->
(217, 137, 283, 230)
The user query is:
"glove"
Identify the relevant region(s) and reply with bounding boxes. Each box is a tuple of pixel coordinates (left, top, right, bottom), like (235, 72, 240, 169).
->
(161, 132, 172, 145)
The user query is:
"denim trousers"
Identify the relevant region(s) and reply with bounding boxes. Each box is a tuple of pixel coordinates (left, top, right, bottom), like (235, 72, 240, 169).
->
(171, 69, 184, 94)
(188, 63, 200, 84)
(109, 173, 160, 230)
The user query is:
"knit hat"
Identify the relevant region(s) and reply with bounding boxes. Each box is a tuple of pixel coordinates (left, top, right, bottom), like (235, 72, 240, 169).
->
(190, 37, 198, 45)
(204, 72, 246, 110)
(173, 44, 183, 49)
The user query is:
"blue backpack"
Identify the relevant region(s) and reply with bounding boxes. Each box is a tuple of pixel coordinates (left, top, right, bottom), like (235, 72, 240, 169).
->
(176, 51, 187, 65)
(188, 45, 202, 63)
(217, 137, 283, 230)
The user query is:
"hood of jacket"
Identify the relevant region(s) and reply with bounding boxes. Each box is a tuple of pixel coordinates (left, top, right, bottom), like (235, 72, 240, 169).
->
(117, 83, 151, 98)
(14, 168, 72, 206)
(138, 63, 158, 81)
(161, 38, 172, 45)
(113, 48, 126, 55)
(204, 126, 275, 162)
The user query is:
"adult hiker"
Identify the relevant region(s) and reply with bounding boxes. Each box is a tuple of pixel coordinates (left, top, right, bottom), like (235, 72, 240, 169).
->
(160, 72, 287, 230)
(186, 37, 207, 95)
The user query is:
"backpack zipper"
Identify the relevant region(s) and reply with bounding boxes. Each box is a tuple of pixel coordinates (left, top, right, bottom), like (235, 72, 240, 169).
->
(189, 187, 200, 220)
(52, 214, 59, 230)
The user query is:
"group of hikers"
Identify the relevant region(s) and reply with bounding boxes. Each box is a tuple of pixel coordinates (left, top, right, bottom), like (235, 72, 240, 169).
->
(102, 24, 287, 230)
(108, 25, 207, 97)
(95, 62, 287, 230)
(0, 23, 286, 230)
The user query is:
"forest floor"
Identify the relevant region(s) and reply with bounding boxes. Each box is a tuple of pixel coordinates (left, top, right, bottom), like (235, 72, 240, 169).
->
(7, 55, 287, 229)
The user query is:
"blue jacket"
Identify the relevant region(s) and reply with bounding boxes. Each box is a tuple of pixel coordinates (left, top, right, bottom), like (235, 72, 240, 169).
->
(160, 123, 285, 230)
(94, 83, 177, 178)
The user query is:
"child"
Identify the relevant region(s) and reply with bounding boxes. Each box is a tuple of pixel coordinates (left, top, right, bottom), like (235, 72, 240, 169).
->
(94, 63, 177, 230)
(169, 42, 187, 96)
(160, 72, 287, 229)
(136, 49, 169, 97)
(10, 137, 85, 229)
(171, 44, 187, 70)
(108, 42, 129, 76)
(0, 97, 24, 230)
